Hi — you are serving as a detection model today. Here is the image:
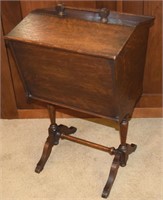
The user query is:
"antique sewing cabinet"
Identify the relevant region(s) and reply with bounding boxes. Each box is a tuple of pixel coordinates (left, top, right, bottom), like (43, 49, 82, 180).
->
(5, 4, 154, 198)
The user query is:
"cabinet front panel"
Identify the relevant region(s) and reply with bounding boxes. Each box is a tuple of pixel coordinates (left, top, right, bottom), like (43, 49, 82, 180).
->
(11, 41, 117, 118)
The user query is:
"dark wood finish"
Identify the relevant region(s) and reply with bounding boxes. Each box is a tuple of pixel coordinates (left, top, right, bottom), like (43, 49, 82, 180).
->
(20, 1, 97, 20)
(35, 105, 77, 173)
(120, 0, 162, 108)
(1, 1, 58, 112)
(5, 5, 155, 198)
(119, 119, 128, 147)
(9, 41, 116, 120)
(1, 1, 162, 119)
(102, 150, 120, 198)
(17, 107, 163, 119)
(20, 1, 56, 18)
(102, 143, 137, 198)
(116, 1, 123, 12)
(123, 1, 144, 15)
(35, 122, 78, 173)
(136, 94, 162, 108)
(1, 23, 18, 118)
(5, 7, 154, 122)
(17, 108, 94, 119)
(6, 10, 137, 59)
(115, 23, 151, 121)
(96, 1, 117, 11)
(133, 108, 162, 118)
(60, 134, 115, 154)
(35, 124, 57, 173)
(60, 1, 96, 9)
(1, 1, 32, 110)
(95, 1, 162, 113)
(47, 104, 56, 124)
(143, 1, 162, 94)
(36, 105, 137, 198)
(1, 1, 22, 34)
(35, 105, 57, 173)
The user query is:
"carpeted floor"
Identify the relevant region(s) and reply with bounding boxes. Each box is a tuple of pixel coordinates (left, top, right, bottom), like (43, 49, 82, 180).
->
(0, 118, 163, 200)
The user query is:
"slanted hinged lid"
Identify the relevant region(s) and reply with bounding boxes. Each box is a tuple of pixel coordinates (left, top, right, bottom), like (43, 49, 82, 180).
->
(5, 4, 154, 59)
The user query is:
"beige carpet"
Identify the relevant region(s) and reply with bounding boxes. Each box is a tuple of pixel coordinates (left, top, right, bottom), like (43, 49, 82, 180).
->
(0, 118, 163, 200)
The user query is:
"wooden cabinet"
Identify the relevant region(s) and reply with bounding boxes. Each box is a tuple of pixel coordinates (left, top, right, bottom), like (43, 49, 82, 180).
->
(1, 1, 162, 119)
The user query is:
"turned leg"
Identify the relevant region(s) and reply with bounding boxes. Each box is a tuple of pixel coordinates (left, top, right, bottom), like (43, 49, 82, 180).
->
(102, 119, 137, 198)
(119, 119, 137, 167)
(35, 105, 58, 173)
(119, 119, 129, 167)
(48, 104, 56, 125)
(35, 104, 77, 173)
(120, 119, 128, 146)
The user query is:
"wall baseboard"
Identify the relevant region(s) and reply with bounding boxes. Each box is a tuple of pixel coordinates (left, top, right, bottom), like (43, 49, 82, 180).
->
(132, 107, 162, 118)
(18, 107, 162, 119)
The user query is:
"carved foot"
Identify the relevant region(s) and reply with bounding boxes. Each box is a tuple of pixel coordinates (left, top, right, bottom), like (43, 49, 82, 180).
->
(102, 152, 120, 198)
(35, 124, 77, 173)
(35, 124, 58, 173)
(57, 124, 77, 135)
(102, 143, 137, 198)
(35, 134, 54, 173)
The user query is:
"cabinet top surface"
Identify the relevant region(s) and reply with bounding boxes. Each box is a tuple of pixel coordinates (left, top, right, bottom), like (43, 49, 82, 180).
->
(5, 6, 154, 59)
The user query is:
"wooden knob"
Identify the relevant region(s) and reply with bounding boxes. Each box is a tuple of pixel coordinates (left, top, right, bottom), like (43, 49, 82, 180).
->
(99, 8, 110, 23)
(55, 3, 65, 17)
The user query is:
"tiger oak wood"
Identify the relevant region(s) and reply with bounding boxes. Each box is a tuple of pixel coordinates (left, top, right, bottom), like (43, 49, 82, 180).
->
(5, 5, 154, 198)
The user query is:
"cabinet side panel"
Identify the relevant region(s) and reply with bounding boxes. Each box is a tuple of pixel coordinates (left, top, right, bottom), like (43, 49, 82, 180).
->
(115, 24, 150, 121)
(11, 41, 117, 119)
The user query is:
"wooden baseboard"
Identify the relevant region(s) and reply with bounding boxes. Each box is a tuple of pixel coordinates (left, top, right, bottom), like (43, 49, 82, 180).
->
(132, 107, 162, 118)
(137, 94, 162, 108)
(18, 107, 162, 119)
(18, 108, 93, 119)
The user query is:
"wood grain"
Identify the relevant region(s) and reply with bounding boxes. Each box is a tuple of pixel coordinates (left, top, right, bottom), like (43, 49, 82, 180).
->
(11, 41, 117, 120)
(1, 24, 18, 118)
(133, 108, 162, 118)
(20, 1, 56, 17)
(1, 1, 34, 109)
(143, 1, 162, 94)
(116, 1, 123, 12)
(20, 1, 96, 18)
(6, 6, 154, 123)
(96, 1, 117, 11)
(1, 1, 162, 119)
(122, 1, 144, 15)
(115, 23, 152, 121)
(136, 94, 162, 108)
(6, 10, 135, 59)
(60, 1, 96, 9)
(1, 1, 22, 34)
(120, 0, 162, 114)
